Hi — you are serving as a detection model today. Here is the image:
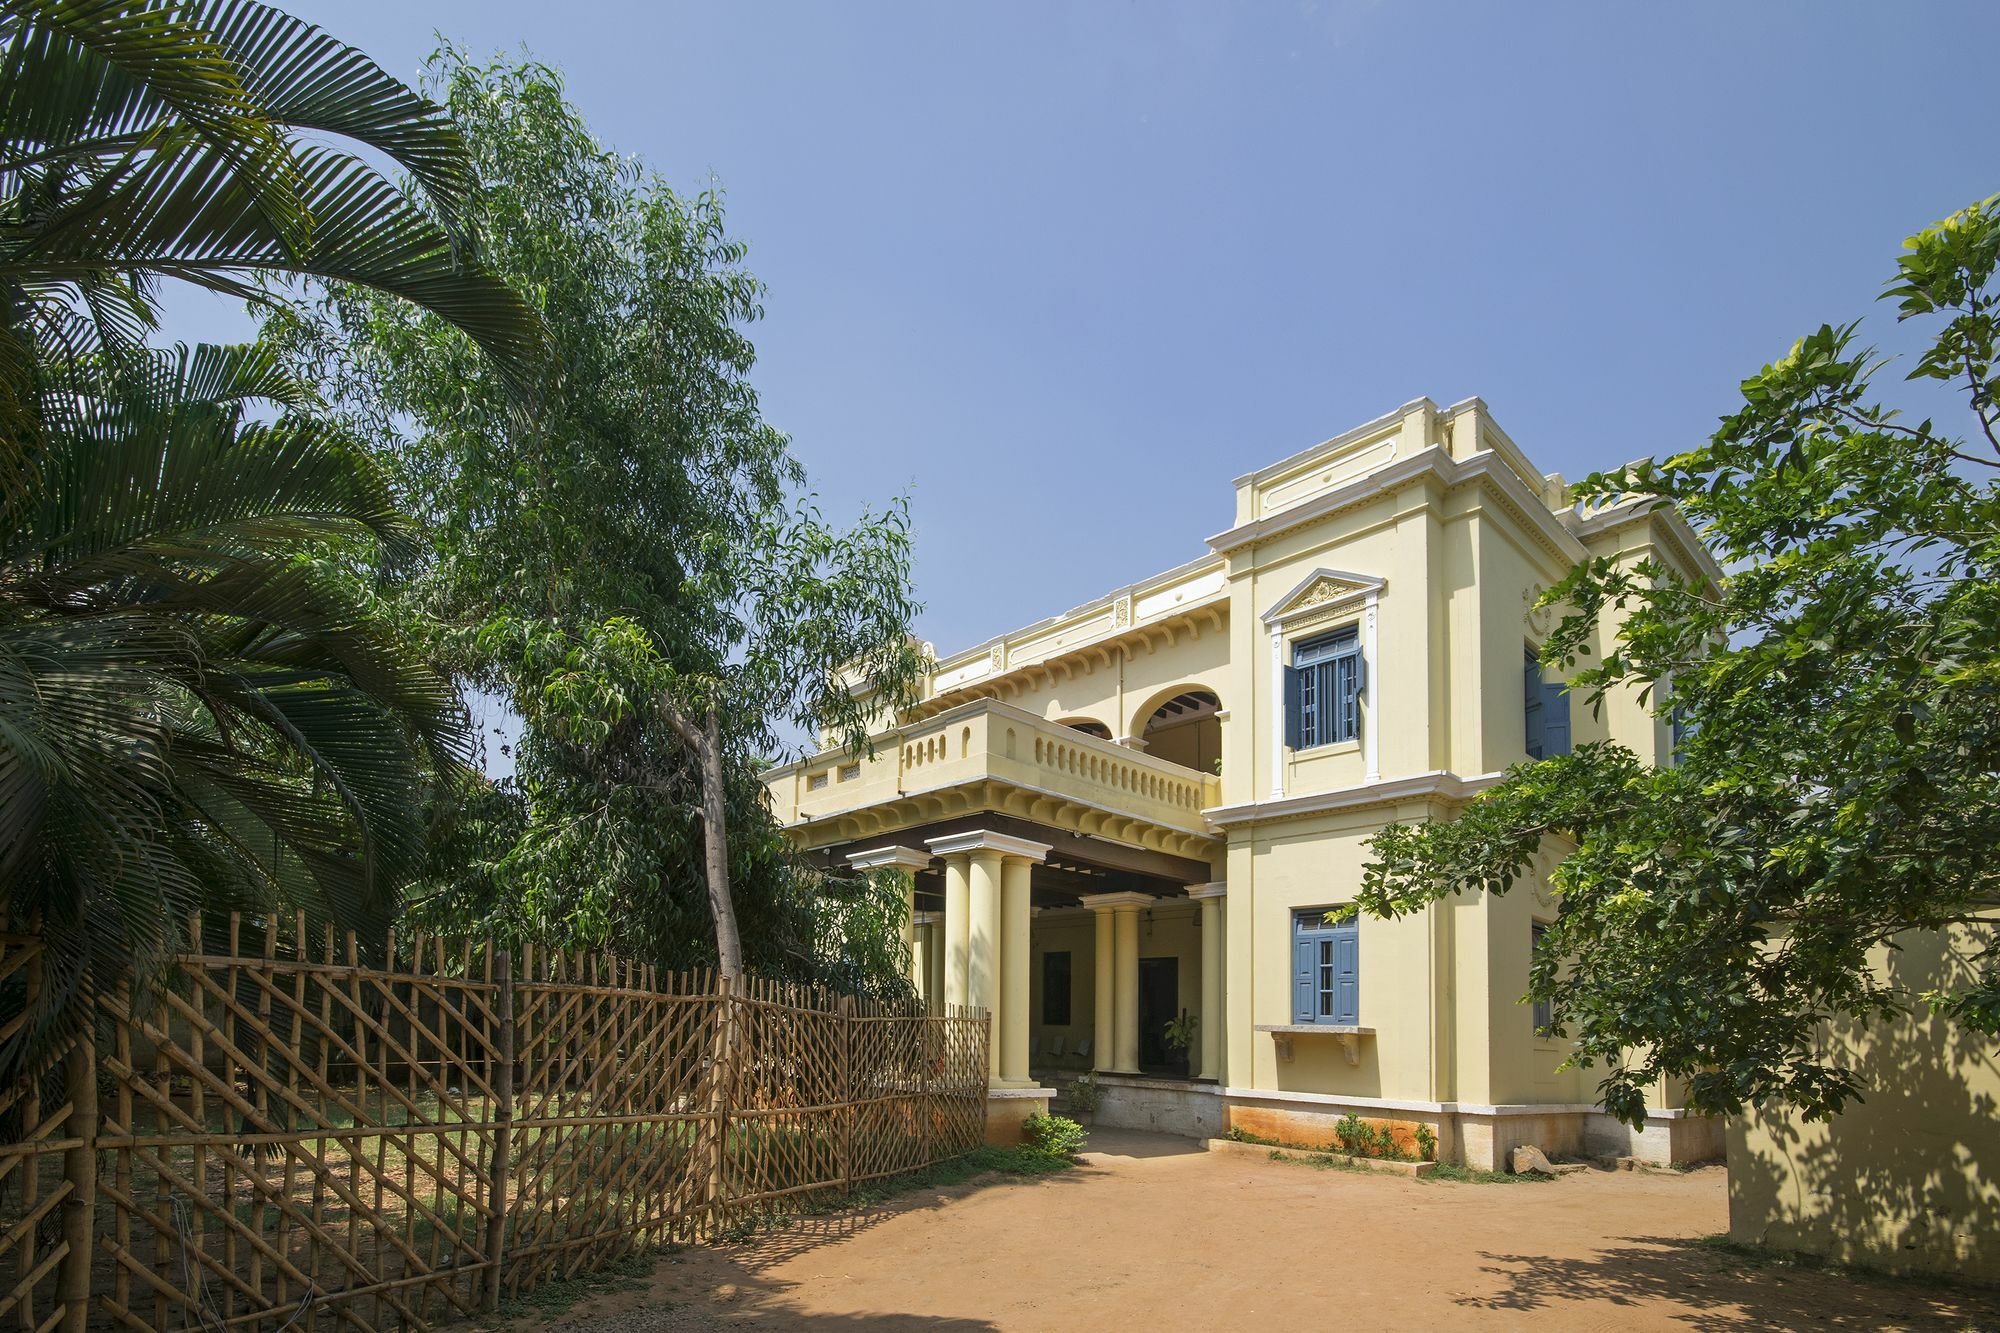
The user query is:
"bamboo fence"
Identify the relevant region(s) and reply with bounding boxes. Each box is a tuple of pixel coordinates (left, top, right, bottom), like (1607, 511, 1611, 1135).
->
(0, 916, 988, 1332)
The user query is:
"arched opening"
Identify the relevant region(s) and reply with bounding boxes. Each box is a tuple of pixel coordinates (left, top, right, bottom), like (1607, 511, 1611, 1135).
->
(1059, 717, 1112, 741)
(1137, 689, 1221, 775)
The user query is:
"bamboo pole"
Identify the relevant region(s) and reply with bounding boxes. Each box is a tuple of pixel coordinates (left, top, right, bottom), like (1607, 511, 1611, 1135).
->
(59, 1032, 98, 1333)
(482, 954, 515, 1314)
(838, 996, 854, 1196)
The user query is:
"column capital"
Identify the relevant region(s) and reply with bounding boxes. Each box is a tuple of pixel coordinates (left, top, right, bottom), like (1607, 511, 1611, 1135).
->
(1187, 881, 1228, 901)
(1080, 890, 1155, 912)
(846, 844, 933, 873)
(925, 830, 1052, 863)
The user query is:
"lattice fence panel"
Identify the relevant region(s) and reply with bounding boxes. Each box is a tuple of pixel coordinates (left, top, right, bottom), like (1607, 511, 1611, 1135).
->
(0, 918, 989, 1331)
(0, 932, 78, 1333)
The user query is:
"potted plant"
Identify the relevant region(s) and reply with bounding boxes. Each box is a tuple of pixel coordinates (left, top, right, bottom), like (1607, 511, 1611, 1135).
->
(1064, 1071, 1102, 1125)
(1163, 1010, 1198, 1075)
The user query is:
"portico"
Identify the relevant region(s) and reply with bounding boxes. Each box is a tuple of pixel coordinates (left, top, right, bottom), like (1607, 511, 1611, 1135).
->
(839, 820, 1227, 1140)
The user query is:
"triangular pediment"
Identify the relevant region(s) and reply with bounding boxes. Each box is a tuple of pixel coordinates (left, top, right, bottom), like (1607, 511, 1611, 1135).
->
(1261, 567, 1385, 625)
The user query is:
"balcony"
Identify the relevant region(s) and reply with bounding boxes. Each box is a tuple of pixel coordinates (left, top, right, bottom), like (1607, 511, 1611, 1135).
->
(765, 700, 1222, 861)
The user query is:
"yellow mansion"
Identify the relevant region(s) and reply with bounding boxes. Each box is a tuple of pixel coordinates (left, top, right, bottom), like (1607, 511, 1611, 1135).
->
(763, 396, 1725, 1169)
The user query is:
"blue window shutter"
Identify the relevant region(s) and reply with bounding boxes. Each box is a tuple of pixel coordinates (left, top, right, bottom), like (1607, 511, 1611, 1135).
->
(1337, 651, 1360, 742)
(1292, 935, 1315, 1022)
(1333, 927, 1359, 1025)
(1531, 923, 1553, 1035)
(1283, 665, 1304, 749)
(1542, 680, 1572, 756)
(1523, 655, 1544, 759)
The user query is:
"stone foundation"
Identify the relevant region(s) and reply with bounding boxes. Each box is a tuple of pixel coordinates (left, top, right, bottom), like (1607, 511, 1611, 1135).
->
(984, 1085, 1055, 1145)
(1055, 1077, 1725, 1170)
(1091, 1074, 1227, 1139)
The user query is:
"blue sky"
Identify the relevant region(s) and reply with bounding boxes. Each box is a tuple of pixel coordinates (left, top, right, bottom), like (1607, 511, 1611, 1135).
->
(173, 0, 1996, 668)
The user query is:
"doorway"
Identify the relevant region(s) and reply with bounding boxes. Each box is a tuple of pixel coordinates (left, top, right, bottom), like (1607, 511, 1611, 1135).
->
(1137, 956, 1181, 1073)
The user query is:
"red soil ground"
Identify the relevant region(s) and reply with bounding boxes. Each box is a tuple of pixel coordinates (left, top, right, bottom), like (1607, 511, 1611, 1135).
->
(481, 1129, 1997, 1331)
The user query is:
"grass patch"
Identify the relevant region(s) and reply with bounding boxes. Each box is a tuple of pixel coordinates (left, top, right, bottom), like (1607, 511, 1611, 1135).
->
(1265, 1148, 1377, 1175)
(1419, 1161, 1553, 1185)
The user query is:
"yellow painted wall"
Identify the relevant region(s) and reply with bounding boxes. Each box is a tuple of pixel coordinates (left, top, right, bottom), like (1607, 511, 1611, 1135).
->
(1027, 912, 1096, 1064)
(1728, 922, 2000, 1280)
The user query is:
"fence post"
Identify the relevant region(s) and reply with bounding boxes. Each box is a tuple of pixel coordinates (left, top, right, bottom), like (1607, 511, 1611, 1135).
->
(482, 952, 516, 1313)
(59, 1030, 98, 1333)
(701, 974, 736, 1229)
(838, 996, 854, 1194)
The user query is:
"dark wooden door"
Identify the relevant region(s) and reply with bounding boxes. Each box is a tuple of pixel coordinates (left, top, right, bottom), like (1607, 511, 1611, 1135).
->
(1138, 956, 1179, 1072)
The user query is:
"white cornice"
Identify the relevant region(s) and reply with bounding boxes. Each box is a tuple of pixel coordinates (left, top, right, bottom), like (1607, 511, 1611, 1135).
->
(1207, 447, 1590, 570)
(924, 830, 1053, 862)
(1570, 498, 1725, 585)
(933, 550, 1225, 675)
(1079, 890, 1157, 910)
(845, 845, 934, 872)
(1186, 881, 1228, 900)
(1204, 770, 1506, 827)
(1230, 398, 1437, 489)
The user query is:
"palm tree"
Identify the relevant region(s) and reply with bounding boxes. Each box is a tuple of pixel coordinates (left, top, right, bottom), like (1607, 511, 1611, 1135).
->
(0, 0, 547, 1071)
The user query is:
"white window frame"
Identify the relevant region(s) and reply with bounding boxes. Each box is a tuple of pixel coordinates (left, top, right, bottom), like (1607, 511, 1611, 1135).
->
(1261, 568, 1384, 799)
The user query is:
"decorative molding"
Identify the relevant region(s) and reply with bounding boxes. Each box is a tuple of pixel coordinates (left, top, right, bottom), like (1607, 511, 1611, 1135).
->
(1206, 770, 1506, 828)
(1230, 397, 1434, 489)
(1079, 890, 1157, 911)
(844, 845, 933, 873)
(925, 829, 1052, 862)
(1261, 567, 1387, 626)
(1208, 446, 1592, 571)
(1257, 1024, 1374, 1066)
(1186, 882, 1228, 900)
(1524, 581, 1555, 636)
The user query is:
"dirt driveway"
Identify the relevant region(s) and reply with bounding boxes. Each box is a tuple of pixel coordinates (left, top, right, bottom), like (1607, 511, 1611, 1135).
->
(495, 1130, 1995, 1331)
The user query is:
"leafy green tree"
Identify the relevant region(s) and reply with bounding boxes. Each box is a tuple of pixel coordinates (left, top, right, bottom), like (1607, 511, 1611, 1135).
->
(0, 0, 545, 1068)
(266, 49, 927, 988)
(1360, 195, 2000, 1126)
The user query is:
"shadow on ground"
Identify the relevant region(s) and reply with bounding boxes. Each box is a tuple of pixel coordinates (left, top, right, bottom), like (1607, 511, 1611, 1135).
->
(1460, 1235, 2000, 1331)
(528, 1159, 1092, 1331)
(1075, 1128, 1204, 1160)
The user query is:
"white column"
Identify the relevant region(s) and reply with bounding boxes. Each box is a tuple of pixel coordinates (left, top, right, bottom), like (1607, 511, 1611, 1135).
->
(920, 912, 946, 1014)
(1114, 906, 1140, 1073)
(938, 852, 971, 1008)
(928, 830, 1052, 1086)
(846, 845, 933, 998)
(1091, 902, 1116, 1073)
(1083, 891, 1152, 1076)
(1000, 856, 1034, 1085)
(913, 911, 941, 1012)
(969, 849, 1003, 1080)
(1190, 882, 1227, 1081)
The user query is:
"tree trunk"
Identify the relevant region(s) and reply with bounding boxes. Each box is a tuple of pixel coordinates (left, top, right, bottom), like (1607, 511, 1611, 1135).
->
(658, 697, 744, 983)
(697, 706, 743, 982)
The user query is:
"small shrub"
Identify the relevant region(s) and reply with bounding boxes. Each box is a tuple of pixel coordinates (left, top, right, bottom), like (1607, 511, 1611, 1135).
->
(1414, 1122, 1437, 1162)
(1065, 1072, 1103, 1114)
(1022, 1112, 1089, 1158)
